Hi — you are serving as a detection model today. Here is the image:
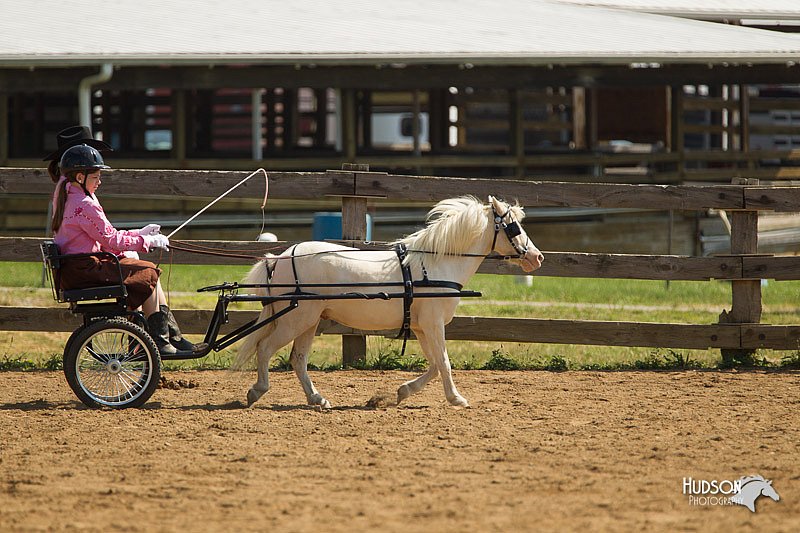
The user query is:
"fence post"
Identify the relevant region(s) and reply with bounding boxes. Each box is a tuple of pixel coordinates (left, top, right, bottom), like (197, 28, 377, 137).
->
(720, 178, 761, 365)
(340, 163, 369, 367)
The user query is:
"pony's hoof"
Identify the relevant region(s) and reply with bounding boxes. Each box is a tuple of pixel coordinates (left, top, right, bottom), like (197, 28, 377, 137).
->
(309, 395, 331, 409)
(246, 388, 262, 407)
(397, 384, 412, 404)
(448, 396, 470, 408)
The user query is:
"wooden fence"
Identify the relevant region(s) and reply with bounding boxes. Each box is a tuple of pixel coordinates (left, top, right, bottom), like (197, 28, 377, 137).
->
(2, 166, 800, 362)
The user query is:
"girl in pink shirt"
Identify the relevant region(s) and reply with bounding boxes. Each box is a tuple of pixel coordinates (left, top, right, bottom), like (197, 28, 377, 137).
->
(50, 142, 198, 356)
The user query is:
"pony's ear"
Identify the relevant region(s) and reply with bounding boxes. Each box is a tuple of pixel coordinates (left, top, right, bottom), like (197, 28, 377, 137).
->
(488, 195, 495, 203)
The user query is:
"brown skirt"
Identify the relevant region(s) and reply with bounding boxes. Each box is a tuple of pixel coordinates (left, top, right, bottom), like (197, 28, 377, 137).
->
(58, 256, 161, 309)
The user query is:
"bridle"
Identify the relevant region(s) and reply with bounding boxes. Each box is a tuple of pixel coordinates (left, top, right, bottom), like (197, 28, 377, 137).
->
(490, 203, 530, 259)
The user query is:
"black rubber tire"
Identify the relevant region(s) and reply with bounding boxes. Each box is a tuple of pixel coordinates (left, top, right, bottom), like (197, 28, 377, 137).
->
(63, 318, 161, 408)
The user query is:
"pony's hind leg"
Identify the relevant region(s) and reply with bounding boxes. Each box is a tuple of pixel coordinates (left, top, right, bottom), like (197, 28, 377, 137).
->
(289, 323, 331, 409)
(246, 306, 320, 407)
(397, 328, 438, 404)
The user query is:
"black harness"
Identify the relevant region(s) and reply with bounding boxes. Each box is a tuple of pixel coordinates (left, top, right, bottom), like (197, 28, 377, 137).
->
(394, 243, 464, 357)
(395, 243, 414, 345)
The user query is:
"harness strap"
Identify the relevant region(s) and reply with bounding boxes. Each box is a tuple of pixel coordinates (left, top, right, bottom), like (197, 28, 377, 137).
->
(413, 279, 463, 291)
(394, 243, 414, 357)
(289, 244, 302, 294)
(260, 258, 275, 308)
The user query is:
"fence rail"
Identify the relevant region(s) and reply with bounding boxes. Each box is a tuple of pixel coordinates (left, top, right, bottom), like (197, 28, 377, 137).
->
(1, 236, 792, 280)
(3, 167, 800, 356)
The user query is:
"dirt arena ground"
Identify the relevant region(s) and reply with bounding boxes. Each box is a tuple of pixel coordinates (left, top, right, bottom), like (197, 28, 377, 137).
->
(1, 369, 798, 532)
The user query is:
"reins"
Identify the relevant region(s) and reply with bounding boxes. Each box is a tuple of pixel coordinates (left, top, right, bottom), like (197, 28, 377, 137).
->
(167, 240, 521, 262)
(163, 197, 529, 264)
(169, 240, 278, 261)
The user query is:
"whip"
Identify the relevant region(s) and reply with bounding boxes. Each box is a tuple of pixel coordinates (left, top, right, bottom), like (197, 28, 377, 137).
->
(166, 168, 269, 239)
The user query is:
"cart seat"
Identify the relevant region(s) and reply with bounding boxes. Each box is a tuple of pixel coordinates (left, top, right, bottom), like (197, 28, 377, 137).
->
(40, 241, 128, 304)
(60, 285, 127, 303)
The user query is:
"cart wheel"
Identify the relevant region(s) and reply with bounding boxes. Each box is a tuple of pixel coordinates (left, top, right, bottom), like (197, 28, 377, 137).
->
(63, 325, 85, 366)
(63, 318, 161, 408)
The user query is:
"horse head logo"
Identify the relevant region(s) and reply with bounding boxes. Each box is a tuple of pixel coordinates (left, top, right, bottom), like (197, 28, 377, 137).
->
(732, 475, 780, 512)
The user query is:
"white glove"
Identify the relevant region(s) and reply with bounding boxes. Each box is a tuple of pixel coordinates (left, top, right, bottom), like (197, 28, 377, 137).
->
(145, 234, 170, 251)
(138, 223, 161, 236)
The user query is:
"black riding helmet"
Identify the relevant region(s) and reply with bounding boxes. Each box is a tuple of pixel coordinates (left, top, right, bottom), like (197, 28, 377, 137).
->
(59, 144, 111, 174)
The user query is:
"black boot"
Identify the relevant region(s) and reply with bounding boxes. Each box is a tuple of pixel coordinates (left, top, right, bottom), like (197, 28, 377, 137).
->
(147, 310, 177, 356)
(161, 305, 203, 353)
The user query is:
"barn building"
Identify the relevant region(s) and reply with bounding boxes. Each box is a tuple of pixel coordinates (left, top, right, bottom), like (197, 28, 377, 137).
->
(2, 0, 800, 181)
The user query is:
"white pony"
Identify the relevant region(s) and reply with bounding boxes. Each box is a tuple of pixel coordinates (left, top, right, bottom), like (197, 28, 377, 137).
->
(235, 195, 544, 408)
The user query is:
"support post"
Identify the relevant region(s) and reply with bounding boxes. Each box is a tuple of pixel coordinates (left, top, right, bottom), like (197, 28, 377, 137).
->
(572, 87, 586, 150)
(739, 84, 753, 170)
(586, 88, 600, 177)
(670, 85, 685, 179)
(252, 89, 264, 160)
(0, 92, 8, 166)
(340, 163, 370, 366)
(509, 89, 524, 178)
(720, 178, 761, 366)
(341, 89, 357, 161)
(171, 89, 186, 165)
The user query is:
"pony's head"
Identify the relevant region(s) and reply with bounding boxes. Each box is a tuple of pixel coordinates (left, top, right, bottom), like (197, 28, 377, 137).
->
(395, 195, 543, 272)
(488, 196, 544, 272)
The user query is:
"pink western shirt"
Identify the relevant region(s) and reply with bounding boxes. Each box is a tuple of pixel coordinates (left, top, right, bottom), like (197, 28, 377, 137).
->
(53, 180, 151, 258)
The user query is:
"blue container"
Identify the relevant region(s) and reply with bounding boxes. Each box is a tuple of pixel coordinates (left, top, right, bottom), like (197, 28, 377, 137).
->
(312, 212, 372, 241)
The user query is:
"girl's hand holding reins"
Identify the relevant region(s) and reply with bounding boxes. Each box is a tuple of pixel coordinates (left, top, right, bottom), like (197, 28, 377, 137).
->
(138, 223, 161, 236)
(145, 234, 170, 251)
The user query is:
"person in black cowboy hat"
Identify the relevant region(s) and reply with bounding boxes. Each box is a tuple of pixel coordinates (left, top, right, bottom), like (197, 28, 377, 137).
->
(48, 126, 115, 228)
(44, 125, 113, 184)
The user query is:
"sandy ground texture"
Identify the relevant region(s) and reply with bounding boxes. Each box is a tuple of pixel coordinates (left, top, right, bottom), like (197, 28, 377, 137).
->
(0, 369, 798, 532)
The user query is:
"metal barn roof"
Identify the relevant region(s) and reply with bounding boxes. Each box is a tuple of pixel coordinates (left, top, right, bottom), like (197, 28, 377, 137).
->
(551, 1, 800, 21)
(2, 0, 800, 66)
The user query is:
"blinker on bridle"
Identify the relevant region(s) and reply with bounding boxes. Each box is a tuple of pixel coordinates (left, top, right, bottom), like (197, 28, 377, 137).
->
(491, 204, 529, 259)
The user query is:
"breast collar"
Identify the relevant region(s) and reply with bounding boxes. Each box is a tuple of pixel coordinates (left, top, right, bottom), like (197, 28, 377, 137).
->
(394, 243, 463, 356)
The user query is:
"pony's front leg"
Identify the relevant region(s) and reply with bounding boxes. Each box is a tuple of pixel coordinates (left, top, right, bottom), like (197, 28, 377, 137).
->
(290, 324, 331, 409)
(420, 322, 469, 407)
(397, 328, 438, 404)
(247, 336, 273, 406)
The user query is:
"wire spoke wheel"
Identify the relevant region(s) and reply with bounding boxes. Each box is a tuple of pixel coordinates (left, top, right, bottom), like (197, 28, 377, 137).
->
(64, 318, 160, 408)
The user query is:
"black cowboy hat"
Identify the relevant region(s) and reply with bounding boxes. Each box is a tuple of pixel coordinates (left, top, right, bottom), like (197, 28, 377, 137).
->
(42, 125, 112, 161)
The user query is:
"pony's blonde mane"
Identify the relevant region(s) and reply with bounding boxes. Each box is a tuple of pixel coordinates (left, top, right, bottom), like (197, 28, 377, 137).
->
(392, 196, 523, 270)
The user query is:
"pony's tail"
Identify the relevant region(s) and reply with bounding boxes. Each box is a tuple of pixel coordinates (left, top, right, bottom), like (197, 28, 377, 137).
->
(231, 254, 278, 370)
